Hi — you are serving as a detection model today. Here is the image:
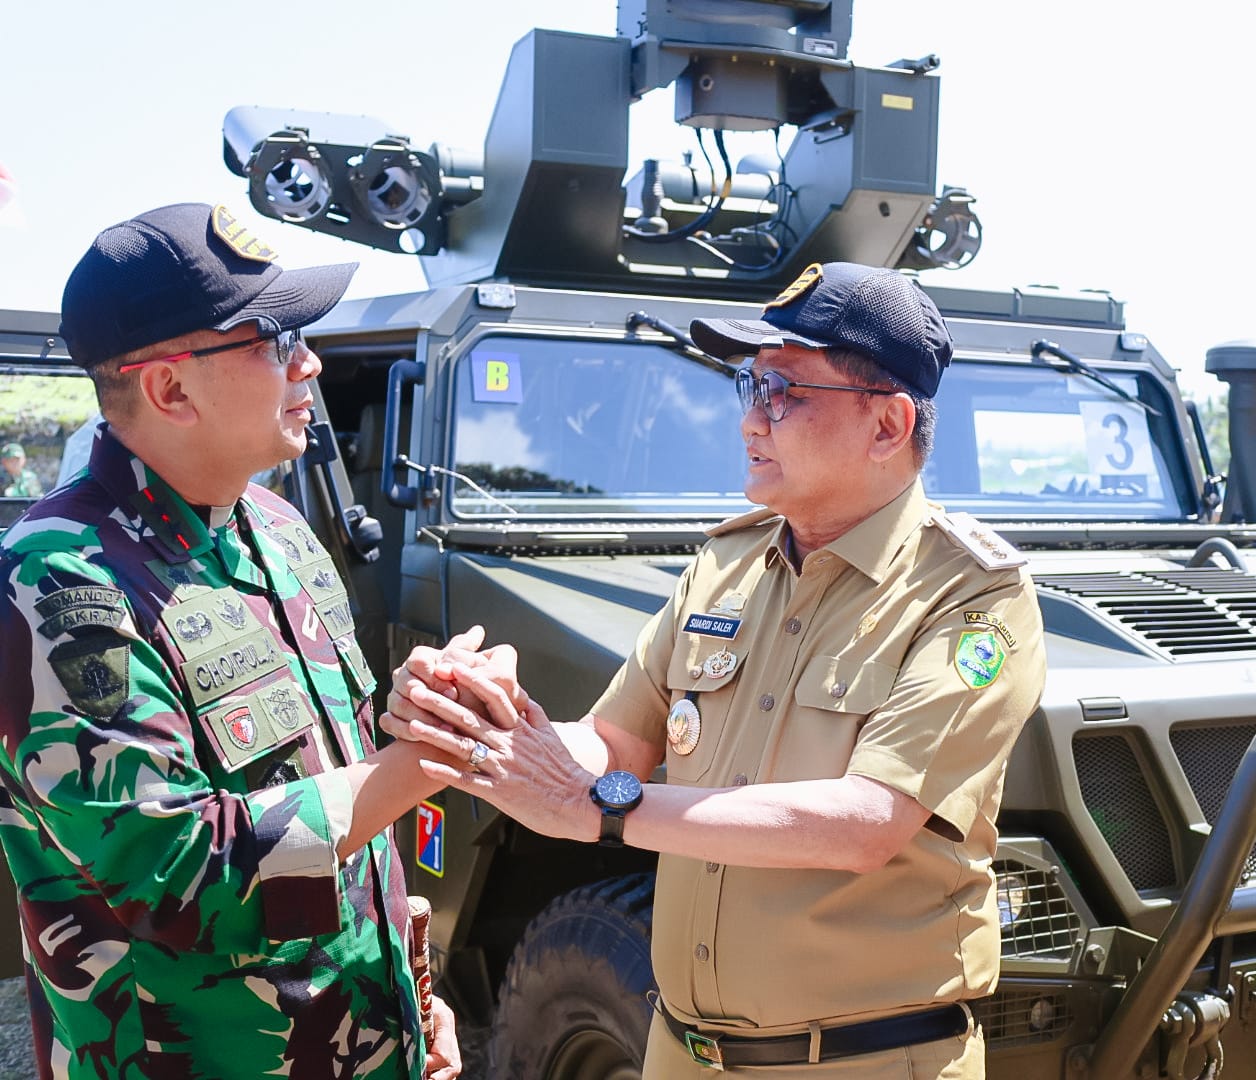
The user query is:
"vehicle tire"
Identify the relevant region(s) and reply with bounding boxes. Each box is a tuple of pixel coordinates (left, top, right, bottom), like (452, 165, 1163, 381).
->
(488, 872, 656, 1080)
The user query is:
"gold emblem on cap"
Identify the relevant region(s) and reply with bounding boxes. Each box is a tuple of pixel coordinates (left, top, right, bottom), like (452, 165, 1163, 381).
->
(666, 698, 701, 756)
(701, 649, 738, 679)
(763, 262, 823, 310)
(211, 204, 278, 263)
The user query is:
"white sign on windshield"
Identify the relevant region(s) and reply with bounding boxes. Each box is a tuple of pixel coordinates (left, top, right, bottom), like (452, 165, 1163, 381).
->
(1078, 400, 1157, 496)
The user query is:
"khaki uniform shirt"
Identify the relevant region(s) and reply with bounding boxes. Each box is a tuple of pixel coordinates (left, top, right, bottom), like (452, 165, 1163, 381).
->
(593, 480, 1046, 1036)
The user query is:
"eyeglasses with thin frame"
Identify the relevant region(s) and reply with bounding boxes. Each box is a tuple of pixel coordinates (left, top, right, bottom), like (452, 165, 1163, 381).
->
(116, 329, 305, 374)
(735, 367, 897, 422)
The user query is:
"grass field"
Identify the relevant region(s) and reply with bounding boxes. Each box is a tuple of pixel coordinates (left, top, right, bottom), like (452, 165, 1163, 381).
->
(0, 372, 97, 437)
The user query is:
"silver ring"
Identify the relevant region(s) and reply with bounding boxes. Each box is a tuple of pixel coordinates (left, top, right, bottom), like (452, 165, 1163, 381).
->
(467, 740, 490, 768)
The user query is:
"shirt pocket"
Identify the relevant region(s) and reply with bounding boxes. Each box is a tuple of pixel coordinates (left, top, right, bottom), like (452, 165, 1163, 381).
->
(770, 655, 898, 781)
(663, 637, 751, 784)
(331, 634, 379, 752)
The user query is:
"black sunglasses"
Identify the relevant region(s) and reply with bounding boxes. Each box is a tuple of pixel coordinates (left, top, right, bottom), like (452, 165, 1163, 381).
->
(735, 367, 896, 422)
(118, 329, 305, 373)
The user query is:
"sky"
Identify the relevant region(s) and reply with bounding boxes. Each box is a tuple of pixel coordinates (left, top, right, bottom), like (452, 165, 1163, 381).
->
(1, 1, 1251, 400)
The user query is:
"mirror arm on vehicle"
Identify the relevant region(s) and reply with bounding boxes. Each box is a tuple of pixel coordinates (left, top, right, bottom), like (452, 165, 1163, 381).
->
(626, 310, 737, 377)
(1031, 339, 1162, 417)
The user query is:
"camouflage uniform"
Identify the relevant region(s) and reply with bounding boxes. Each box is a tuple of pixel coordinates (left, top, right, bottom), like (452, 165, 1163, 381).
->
(0, 426, 423, 1078)
(3, 467, 42, 498)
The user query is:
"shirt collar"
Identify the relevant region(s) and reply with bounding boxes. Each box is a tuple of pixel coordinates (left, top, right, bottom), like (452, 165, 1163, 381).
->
(765, 479, 928, 583)
(89, 424, 217, 563)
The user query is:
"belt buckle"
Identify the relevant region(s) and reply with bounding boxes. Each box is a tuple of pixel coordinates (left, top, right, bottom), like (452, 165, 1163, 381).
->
(684, 1030, 725, 1070)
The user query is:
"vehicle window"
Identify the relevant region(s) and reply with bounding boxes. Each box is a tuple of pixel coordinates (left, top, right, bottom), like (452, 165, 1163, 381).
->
(0, 369, 98, 531)
(451, 338, 751, 518)
(926, 360, 1191, 520)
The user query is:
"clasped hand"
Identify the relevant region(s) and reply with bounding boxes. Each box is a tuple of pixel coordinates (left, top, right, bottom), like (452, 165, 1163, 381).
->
(380, 627, 598, 843)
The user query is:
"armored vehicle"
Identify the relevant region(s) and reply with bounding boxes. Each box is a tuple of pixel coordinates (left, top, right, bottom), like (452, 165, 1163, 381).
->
(6, 2, 1256, 1078)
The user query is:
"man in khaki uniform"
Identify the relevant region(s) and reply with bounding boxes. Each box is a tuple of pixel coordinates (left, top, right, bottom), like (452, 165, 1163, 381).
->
(384, 261, 1047, 1078)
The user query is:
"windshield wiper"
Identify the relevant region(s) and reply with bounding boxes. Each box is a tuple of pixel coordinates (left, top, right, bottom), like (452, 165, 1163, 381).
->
(1031, 340, 1162, 417)
(626, 311, 738, 377)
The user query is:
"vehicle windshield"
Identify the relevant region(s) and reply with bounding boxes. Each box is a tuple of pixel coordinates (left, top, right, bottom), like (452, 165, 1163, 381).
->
(450, 337, 752, 518)
(449, 342, 1193, 523)
(927, 359, 1192, 521)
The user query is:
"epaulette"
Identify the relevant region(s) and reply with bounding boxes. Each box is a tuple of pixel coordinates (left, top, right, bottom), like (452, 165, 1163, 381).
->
(929, 509, 1026, 570)
(706, 507, 780, 538)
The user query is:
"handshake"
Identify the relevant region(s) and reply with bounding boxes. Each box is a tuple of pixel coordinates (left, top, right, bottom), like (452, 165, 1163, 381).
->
(381, 626, 607, 845)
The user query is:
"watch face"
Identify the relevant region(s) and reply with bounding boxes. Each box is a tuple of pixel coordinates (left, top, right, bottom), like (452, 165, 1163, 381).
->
(595, 770, 642, 809)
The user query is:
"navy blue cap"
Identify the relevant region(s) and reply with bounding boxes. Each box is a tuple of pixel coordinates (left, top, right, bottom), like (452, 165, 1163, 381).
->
(690, 262, 953, 397)
(59, 203, 357, 368)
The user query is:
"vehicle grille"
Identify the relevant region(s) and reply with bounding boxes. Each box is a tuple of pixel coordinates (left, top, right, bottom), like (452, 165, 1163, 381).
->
(1035, 568, 1256, 657)
(1170, 721, 1256, 884)
(974, 988, 1071, 1048)
(996, 859, 1082, 959)
(1073, 733, 1176, 889)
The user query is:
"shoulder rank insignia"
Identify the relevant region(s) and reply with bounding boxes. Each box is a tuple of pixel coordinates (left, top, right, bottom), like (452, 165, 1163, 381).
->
(931, 511, 1026, 570)
(955, 630, 1006, 690)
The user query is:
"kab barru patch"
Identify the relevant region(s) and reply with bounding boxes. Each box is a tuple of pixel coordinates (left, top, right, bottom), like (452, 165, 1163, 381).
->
(954, 630, 1006, 690)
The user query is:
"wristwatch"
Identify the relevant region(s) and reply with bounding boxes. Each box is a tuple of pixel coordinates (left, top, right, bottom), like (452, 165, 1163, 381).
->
(590, 770, 644, 847)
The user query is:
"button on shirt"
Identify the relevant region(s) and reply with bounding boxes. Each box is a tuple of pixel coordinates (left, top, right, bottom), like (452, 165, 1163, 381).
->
(593, 480, 1046, 1034)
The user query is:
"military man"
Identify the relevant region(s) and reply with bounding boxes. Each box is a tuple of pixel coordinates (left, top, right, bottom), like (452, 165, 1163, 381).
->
(1, 441, 42, 497)
(0, 203, 460, 1079)
(385, 261, 1047, 1078)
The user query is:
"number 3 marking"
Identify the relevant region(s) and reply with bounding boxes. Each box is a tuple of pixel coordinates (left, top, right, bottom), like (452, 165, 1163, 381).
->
(1103, 412, 1134, 470)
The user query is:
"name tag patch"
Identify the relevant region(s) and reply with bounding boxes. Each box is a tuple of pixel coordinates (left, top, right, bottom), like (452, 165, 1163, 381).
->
(682, 613, 741, 639)
(181, 630, 285, 707)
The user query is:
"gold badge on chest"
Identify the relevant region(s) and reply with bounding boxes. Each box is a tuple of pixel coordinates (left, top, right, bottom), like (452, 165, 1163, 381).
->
(666, 697, 701, 756)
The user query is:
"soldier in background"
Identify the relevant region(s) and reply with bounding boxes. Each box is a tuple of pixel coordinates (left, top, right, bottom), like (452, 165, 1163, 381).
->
(1, 442, 42, 497)
(386, 262, 1047, 1079)
(0, 203, 460, 1079)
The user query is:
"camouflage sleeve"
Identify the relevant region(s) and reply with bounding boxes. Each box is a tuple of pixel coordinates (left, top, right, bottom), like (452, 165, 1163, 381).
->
(0, 548, 345, 950)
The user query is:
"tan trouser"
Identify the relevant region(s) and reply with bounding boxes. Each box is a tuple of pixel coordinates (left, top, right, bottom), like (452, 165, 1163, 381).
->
(642, 1008, 984, 1079)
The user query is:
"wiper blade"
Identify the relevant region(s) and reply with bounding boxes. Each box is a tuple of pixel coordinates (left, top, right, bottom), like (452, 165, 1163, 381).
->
(1031, 340, 1162, 417)
(627, 310, 738, 377)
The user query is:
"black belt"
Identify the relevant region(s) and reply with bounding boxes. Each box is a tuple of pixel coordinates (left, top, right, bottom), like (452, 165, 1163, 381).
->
(661, 1001, 969, 1070)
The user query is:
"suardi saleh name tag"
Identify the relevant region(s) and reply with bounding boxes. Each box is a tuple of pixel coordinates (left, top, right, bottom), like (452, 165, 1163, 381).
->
(682, 613, 741, 639)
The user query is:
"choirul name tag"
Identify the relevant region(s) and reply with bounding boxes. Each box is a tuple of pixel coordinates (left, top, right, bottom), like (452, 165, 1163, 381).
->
(682, 613, 742, 639)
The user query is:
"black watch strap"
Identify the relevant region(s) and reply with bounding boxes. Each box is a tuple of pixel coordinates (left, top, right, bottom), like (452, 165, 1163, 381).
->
(598, 808, 627, 848)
